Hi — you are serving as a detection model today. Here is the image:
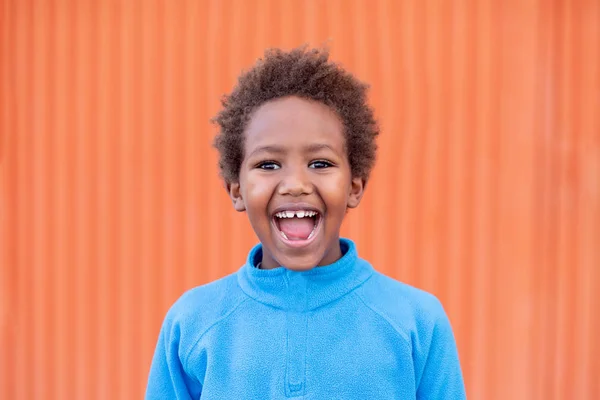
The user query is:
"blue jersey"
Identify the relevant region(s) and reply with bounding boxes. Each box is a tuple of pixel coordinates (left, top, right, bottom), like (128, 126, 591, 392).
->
(146, 239, 466, 399)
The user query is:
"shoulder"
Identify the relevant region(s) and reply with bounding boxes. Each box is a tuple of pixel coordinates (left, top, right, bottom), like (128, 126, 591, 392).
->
(355, 271, 447, 342)
(355, 269, 465, 394)
(161, 272, 248, 351)
(166, 272, 246, 326)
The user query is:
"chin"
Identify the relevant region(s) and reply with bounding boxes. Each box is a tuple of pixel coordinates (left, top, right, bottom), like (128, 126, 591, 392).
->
(275, 252, 322, 271)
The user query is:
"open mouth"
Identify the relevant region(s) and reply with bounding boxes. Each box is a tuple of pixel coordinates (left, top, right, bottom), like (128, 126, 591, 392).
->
(272, 209, 322, 244)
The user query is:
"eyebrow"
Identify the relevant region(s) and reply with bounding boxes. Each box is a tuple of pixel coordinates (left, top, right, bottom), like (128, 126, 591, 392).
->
(304, 143, 338, 154)
(247, 145, 286, 158)
(248, 143, 339, 158)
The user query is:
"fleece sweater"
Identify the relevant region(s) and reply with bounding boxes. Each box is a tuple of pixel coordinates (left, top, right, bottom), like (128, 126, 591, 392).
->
(146, 239, 466, 399)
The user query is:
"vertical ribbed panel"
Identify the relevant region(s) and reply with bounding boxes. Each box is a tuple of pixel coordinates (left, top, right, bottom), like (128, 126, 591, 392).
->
(1, 0, 599, 398)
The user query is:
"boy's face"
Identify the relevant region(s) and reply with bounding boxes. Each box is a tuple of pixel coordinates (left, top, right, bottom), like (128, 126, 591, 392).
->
(228, 96, 365, 271)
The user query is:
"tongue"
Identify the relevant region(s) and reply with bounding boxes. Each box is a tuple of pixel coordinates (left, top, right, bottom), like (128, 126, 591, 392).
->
(278, 217, 315, 240)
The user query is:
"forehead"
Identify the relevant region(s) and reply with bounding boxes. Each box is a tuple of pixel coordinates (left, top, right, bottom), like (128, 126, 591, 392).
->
(244, 96, 345, 153)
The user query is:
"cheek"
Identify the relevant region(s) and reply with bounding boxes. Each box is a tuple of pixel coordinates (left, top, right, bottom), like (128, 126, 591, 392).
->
(319, 174, 352, 211)
(243, 176, 274, 213)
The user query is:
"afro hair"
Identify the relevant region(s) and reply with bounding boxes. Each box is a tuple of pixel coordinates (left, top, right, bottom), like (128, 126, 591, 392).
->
(212, 46, 379, 184)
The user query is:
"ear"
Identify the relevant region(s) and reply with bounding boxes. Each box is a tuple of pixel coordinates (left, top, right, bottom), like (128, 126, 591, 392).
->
(347, 177, 365, 209)
(227, 181, 246, 212)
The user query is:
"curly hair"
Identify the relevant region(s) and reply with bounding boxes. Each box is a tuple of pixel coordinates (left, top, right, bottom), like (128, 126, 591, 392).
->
(212, 46, 379, 184)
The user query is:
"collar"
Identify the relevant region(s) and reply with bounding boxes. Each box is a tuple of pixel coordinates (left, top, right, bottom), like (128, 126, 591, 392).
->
(236, 238, 374, 311)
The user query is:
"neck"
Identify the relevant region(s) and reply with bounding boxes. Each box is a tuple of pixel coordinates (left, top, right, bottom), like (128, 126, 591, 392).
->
(238, 238, 374, 311)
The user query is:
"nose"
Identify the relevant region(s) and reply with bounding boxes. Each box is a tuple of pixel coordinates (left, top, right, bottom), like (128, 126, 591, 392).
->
(277, 166, 313, 197)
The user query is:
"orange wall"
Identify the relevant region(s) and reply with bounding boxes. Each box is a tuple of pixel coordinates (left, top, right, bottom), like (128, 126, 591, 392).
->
(1, 0, 599, 399)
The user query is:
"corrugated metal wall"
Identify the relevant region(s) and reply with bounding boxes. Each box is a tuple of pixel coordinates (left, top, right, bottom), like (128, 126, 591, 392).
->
(1, 0, 599, 399)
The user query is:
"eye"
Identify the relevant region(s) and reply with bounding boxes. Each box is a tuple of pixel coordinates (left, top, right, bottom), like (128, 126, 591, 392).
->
(256, 161, 281, 170)
(309, 160, 334, 169)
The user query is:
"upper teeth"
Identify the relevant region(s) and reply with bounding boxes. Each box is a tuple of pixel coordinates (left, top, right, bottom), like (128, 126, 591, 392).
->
(275, 210, 318, 218)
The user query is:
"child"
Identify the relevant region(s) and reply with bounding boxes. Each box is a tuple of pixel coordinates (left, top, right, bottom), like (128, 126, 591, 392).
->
(146, 47, 466, 399)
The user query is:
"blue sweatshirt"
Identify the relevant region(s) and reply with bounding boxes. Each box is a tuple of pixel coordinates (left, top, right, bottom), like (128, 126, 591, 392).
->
(146, 239, 466, 399)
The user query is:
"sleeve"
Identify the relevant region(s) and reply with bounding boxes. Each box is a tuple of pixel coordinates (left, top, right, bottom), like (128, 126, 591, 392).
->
(415, 301, 466, 400)
(145, 311, 203, 400)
